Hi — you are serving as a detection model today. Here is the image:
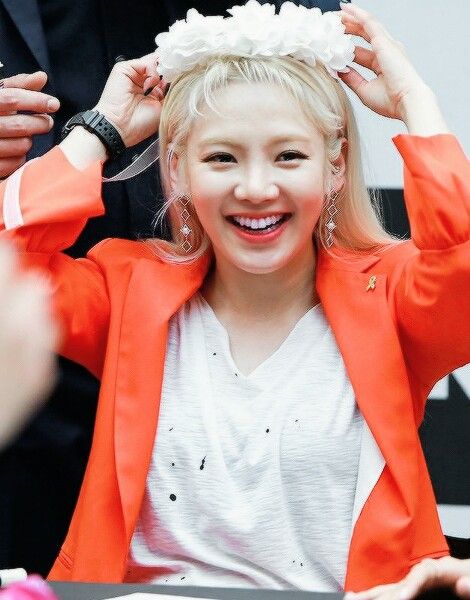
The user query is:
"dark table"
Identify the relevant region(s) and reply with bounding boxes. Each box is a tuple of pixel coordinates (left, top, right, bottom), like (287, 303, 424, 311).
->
(49, 583, 341, 600)
(49, 582, 463, 600)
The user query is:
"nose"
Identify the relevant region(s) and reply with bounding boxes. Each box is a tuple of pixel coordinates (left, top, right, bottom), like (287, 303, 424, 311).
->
(234, 166, 279, 204)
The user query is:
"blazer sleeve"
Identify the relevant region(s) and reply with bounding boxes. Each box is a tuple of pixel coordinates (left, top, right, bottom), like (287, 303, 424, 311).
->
(0, 148, 110, 378)
(391, 134, 470, 394)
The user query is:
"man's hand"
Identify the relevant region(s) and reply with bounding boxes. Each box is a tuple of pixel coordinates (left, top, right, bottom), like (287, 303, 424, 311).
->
(345, 557, 470, 600)
(0, 71, 60, 178)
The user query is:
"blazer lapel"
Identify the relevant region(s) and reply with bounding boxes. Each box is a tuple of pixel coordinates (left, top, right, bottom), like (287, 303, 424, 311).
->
(114, 256, 209, 542)
(316, 254, 421, 514)
(1, 0, 52, 76)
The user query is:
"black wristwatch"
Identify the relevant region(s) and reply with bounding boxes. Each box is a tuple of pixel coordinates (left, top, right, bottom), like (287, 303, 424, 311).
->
(60, 110, 126, 158)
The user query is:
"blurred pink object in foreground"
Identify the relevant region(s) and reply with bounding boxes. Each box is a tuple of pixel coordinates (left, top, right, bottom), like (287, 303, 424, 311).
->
(0, 576, 58, 600)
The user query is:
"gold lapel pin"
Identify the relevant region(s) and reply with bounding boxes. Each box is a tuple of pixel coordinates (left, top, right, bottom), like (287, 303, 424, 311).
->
(366, 275, 377, 291)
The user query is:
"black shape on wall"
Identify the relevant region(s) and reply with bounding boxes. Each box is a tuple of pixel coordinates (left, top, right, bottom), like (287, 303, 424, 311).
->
(420, 377, 470, 505)
(373, 187, 411, 239)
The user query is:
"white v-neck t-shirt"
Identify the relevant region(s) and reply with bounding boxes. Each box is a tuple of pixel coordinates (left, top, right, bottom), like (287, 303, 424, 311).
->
(126, 294, 364, 591)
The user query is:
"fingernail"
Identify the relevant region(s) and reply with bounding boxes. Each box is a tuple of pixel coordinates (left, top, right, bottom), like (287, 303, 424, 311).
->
(343, 593, 357, 600)
(47, 98, 60, 110)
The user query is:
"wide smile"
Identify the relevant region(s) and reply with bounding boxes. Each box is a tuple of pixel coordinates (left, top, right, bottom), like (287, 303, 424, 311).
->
(225, 213, 292, 243)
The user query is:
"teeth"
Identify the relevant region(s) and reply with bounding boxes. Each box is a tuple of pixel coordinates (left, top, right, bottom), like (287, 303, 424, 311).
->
(232, 215, 283, 229)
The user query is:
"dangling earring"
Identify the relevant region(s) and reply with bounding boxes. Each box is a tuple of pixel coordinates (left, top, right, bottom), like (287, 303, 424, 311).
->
(179, 194, 192, 253)
(324, 189, 338, 248)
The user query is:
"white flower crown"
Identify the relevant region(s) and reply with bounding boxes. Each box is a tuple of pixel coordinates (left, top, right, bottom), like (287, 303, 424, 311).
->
(155, 0, 355, 83)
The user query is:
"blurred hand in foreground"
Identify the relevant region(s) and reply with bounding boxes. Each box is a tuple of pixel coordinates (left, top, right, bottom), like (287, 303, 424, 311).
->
(345, 557, 470, 600)
(0, 241, 58, 449)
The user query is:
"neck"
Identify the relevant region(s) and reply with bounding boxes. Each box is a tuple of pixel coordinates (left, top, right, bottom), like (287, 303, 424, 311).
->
(202, 243, 319, 322)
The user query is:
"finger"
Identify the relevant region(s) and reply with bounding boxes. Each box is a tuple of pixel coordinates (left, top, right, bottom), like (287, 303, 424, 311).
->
(114, 52, 159, 75)
(340, 4, 393, 45)
(116, 53, 160, 87)
(353, 46, 381, 75)
(0, 156, 27, 178)
(142, 74, 161, 95)
(0, 137, 33, 157)
(1, 71, 49, 92)
(145, 86, 165, 102)
(398, 558, 465, 600)
(341, 18, 372, 43)
(0, 88, 60, 114)
(338, 65, 370, 95)
(397, 559, 442, 600)
(0, 113, 53, 138)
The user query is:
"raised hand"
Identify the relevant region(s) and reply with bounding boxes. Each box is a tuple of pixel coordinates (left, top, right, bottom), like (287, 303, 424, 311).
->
(0, 72, 60, 178)
(338, 3, 448, 134)
(94, 53, 166, 148)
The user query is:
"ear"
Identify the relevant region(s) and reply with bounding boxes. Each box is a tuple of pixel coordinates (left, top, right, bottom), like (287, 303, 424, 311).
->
(169, 151, 181, 192)
(168, 151, 189, 197)
(330, 137, 348, 193)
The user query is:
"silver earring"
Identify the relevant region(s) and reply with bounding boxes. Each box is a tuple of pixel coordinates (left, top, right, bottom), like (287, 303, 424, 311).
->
(179, 195, 192, 253)
(324, 189, 338, 248)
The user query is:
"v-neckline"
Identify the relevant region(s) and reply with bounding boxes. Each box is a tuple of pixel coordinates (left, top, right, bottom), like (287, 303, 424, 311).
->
(195, 293, 323, 379)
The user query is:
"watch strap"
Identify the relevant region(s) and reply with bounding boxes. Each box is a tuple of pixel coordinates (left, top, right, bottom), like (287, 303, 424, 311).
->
(60, 110, 126, 158)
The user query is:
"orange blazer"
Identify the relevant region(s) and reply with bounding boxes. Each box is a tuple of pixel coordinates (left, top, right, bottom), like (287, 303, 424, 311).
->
(1, 134, 469, 591)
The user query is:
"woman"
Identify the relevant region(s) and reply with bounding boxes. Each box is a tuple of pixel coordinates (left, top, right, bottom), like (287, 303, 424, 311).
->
(0, 1, 468, 593)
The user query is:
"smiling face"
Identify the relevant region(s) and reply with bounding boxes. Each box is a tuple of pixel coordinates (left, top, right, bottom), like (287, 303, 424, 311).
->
(172, 81, 344, 276)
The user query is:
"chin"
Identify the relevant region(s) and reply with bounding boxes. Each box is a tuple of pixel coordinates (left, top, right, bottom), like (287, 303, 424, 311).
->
(234, 257, 289, 276)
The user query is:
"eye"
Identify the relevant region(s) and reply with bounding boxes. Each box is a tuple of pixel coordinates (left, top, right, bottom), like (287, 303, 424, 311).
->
(277, 150, 309, 162)
(203, 153, 235, 163)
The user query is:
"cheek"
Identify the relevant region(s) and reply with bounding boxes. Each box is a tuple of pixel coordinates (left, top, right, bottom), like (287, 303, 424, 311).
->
(189, 170, 229, 201)
(189, 192, 222, 243)
(298, 190, 325, 225)
(187, 173, 228, 232)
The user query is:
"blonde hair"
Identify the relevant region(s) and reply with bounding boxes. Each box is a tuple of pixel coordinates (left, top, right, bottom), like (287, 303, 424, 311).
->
(149, 55, 396, 263)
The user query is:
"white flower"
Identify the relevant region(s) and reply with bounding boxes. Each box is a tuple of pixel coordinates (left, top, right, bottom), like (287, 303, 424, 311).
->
(155, 1, 355, 82)
(155, 9, 227, 81)
(226, 1, 284, 57)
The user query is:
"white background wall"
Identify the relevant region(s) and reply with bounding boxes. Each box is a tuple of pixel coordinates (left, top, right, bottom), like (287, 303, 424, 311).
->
(348, 0, 470, 188)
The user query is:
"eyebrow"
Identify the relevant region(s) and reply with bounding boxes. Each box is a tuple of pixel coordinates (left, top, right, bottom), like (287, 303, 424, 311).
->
(198, 134, 314, 148)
